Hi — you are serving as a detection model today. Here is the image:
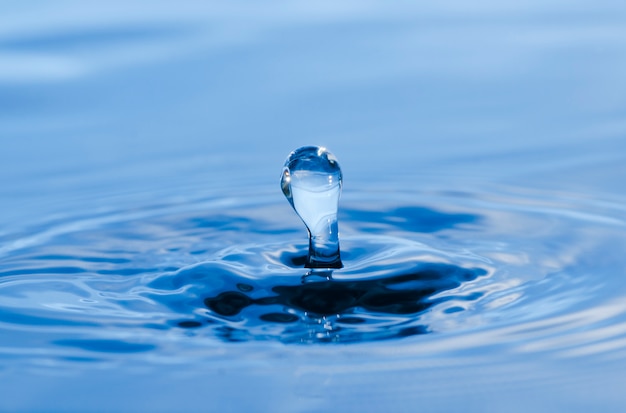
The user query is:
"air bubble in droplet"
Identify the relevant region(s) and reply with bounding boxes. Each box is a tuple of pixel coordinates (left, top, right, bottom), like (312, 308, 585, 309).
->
(281, 146, 343, 269)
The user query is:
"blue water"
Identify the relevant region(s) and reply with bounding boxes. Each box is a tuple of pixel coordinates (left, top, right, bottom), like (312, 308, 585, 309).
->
(2, 1, 626, 412)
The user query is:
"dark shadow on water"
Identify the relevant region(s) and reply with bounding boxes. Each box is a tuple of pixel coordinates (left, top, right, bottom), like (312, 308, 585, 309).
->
(178, 263, 487, 344)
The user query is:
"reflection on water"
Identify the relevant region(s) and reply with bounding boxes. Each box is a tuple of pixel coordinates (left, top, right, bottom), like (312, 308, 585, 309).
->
(192, 263, 486, 343)
(1, 185, 626, 412)
(2, 0, 626, 411)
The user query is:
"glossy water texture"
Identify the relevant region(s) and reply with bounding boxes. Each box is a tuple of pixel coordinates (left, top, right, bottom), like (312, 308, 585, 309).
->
(281, 146, 343, 268)
(2, 1, 626, 412)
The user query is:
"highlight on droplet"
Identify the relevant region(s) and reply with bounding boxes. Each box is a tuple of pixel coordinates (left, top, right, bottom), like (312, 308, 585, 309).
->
(281, 146, 343, 269)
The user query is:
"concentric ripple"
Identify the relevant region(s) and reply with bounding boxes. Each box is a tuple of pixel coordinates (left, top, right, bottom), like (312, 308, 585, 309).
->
(0, 186, 625, 358)
(148, 237, 489, 343)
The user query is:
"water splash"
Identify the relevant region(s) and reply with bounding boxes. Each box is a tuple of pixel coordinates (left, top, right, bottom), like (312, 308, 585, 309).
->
(281, 146, 343, 269)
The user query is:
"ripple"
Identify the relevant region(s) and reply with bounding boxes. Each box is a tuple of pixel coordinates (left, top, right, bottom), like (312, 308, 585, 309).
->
(54, 339, 156, 353)
(0, 186, 625, 358)
(170, 255, 488, 343)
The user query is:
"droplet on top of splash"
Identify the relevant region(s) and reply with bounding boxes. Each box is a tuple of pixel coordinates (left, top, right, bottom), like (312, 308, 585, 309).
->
(281, 146, 343, 269)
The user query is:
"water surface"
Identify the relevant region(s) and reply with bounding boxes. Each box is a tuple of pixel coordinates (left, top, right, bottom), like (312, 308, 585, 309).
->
(1, 1, 626, 412)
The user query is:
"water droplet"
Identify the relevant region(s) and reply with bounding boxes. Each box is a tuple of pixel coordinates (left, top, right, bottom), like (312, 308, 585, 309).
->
(281, 146, 343, 269)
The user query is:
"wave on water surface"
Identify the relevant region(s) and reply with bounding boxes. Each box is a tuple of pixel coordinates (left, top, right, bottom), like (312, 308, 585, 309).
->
(0, 186, 625, 360)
